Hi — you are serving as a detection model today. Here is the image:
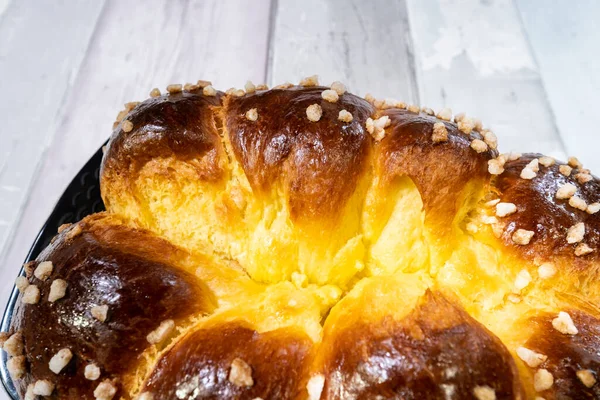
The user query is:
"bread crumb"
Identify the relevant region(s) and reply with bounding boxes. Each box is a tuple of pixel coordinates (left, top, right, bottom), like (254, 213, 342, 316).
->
(473, 385, 496, 400)
(49, 348, 73, 374)
(245, 108, 258, 122)
(48, 279, 68, 302)
(197, 80, 212, 88)
(471, 139, 488, 153)
(513, 269, 532, 293)
(576, 369, 596, 388)
(556, 183, 577, 199)
(147, 319, 175, 344)
(299, 75, 319, 87)
(520, 167, 536, 180)
(34, 261, 53, 281)
(538, 156, 555, 167)
(85, 364, 101, 380)
(203, 85, 217, 96)
(458, 117, 475, 134)
(57, 223, 71, 233)
(91, 305, 109, 322)
(492, 223, 505, 238)
(473, 118, 483, 131)
(436, 108, 452, 121)
(122, 120, 133, 133)
(149, 88, 161, 98)
(228, 358, 254, 387)
(575, 172, 593, 184)
(466, 222, 479, 234)
(338, 110, 353, 123)
(183, 83, 199, 91)
(566, 222, 585, 244)
(330, 81, 346, 95)
(33, 380, 55, 396)
(244, 81, 256, 94)
(255, 84, 268, 90)
(138, 393, 154, 400)
(485, 199, 500, 207)
(24, 383, 35, 400)
(166, 84, 182, 94)
(7, 355, 26, 380)
(4, 332, 23, 356)
(23, 261, 35, 278)
(587, 202, 600, 214)
(516, 347, 547, 368)
(15, 276, 29, 292)
(65, 224, 82, 240)
(422, 106, 434, 115)
(306, 104, 323, 122)
(575, 243, 593, 256)
(512, 229, 534, 245)
(94, 379, 117, 400)
(569, 196, 587, 211)
(482, 131, 498, 150)
(534, 369, 554, 392)
(321, 89, 339, 103)
(481, 216, 498, 225)
(537, 263, 556, 279)
(559, 164, 572, 176)
(124, 102, 139, 112)
(527, 159, 540, 172)
(488, 159, 505, 175)
(22, 285, 40, 304)
(367, 116, 390, 141)
(568, 156, 582, 169)
(407, 104, 420, 113)
(432, 122, 448, 143)
(274, 82, 293, 89)
(505, 152, 522, 161)
(552, 311, 578, 335)
(495, 202, 517, 217)
(307, 374, 325, 400)
(454, 112, 465, 122)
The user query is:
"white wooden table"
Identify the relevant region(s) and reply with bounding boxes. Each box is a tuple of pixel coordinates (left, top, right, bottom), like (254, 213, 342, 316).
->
(0, 2, 598, 391)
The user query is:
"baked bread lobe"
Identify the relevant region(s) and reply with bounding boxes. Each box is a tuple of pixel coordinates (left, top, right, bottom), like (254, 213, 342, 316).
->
(5, 79, 600, 399)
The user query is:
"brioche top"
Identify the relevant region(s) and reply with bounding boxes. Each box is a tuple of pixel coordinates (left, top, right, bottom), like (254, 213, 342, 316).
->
(5, 77, 600, 400)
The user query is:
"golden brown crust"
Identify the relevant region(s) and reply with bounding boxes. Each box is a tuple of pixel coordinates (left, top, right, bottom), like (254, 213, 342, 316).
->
(493, 153, 600, 262)
(379, 109, 497, 233)
(317, 290, 524, 399)
(100, 90, 227, 211)
(10, 214, 216, 399)
(143, 322, 313, 400)
(520, 309, 600, 398)
(225, 86, 374, 222)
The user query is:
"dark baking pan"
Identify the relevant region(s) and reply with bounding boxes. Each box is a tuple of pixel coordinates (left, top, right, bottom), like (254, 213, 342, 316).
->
(0, 144, 106, 399)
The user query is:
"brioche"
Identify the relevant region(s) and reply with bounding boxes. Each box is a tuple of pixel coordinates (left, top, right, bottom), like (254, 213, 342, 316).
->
(4, 77, 600, 399)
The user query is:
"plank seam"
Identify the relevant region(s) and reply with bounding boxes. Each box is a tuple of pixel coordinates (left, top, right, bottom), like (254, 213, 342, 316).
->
(265, 0, 279, 85)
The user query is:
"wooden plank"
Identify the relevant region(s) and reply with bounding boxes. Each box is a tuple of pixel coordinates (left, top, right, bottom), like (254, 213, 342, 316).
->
(0, 0, 105, 286)
(516, 0, 600, 173)
(269, 0, 419, 102)
(0, 0, 272, 306)
(405, 0, 566, 159)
